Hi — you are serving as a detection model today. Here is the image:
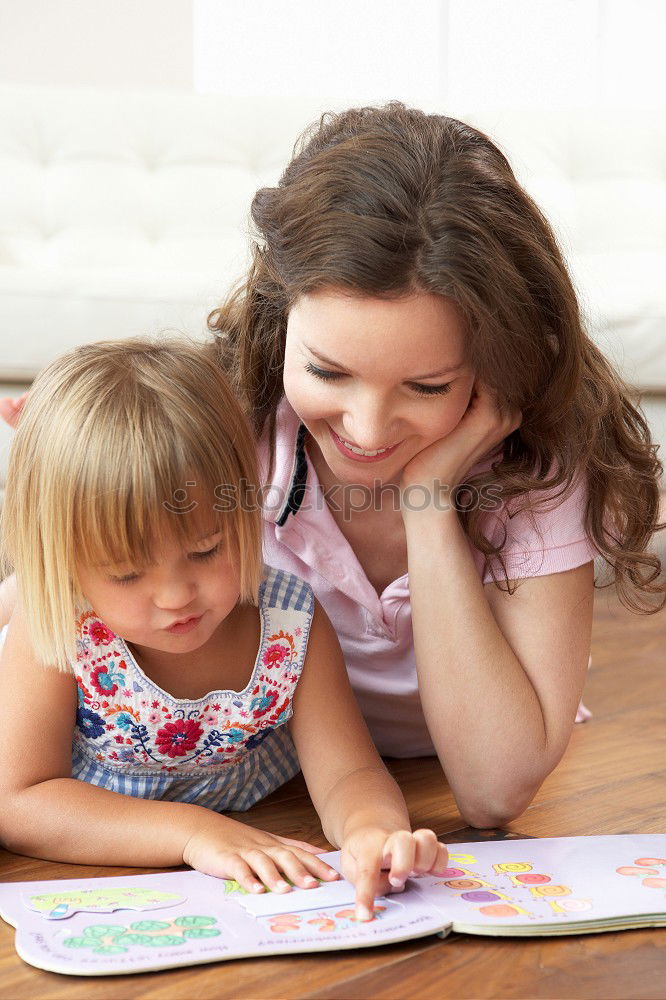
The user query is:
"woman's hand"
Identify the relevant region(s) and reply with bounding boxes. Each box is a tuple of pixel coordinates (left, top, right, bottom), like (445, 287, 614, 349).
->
(341, 827, 448, 921)
(401, 380, 521, 499)
(182, 817, 340, 894)
(0, 391, 28, 428)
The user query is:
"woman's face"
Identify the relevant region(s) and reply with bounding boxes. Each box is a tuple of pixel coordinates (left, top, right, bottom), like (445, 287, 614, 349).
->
(283, 289, 476, 486)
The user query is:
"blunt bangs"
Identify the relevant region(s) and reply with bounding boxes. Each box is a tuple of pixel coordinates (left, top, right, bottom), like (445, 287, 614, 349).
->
(2, 336, 263, 669)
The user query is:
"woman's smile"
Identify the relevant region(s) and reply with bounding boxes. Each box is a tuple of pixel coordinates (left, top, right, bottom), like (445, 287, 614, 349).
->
(330, 426, 402, 462)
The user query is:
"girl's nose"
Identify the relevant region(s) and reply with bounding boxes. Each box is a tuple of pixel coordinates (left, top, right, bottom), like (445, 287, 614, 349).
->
(152, 576, 197, 611)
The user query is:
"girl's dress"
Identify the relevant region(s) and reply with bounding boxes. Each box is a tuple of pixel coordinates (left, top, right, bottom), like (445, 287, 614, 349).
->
(70, 566, 314, 811)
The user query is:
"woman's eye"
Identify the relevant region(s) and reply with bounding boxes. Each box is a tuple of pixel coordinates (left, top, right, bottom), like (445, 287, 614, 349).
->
(190, 543, 221, 562)
(110, 573, 140, 586)
(304, 362, 343, 382)
(410, 382, 453, 397)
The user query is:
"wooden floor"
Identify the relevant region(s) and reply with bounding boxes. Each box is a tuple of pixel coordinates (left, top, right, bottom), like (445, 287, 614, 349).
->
(0, 585, 664, 999)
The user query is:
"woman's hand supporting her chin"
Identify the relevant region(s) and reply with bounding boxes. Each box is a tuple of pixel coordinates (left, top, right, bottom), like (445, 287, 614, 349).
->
(400, 381, 593, 829)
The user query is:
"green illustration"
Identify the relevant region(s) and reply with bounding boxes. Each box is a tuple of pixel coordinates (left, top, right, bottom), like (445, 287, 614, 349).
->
(62, 915, 220, 953)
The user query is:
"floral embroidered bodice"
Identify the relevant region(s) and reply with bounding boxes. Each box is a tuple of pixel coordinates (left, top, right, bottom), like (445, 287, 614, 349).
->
(68, 567, 314, 811)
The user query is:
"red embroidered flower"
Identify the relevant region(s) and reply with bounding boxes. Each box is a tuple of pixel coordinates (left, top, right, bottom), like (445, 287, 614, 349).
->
(269, 697, 290, 722)
(155, 719, 203, 758)
(88, 620, 115, 645)
(90, 665, 118, 696)
(262, 643, 290, 668)
(252, 690, 279, 719)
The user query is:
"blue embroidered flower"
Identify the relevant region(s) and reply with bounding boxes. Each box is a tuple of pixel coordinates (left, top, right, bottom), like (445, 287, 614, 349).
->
(117, 747, 135, 762)
(250, 690, 279, 717)
(115, 712, 133, 731)
(224, 728, 246, 744)
(77, 707, 106, 740)
(245, 729, 271, 751)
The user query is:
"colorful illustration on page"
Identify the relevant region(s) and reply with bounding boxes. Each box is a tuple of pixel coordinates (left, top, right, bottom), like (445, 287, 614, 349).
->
(262, 903, 389, 935)
(24, 887, 185, 921)
(431, 850, 592, 920)
(60, 914, 221, 953)
(615, 855, 666, 893)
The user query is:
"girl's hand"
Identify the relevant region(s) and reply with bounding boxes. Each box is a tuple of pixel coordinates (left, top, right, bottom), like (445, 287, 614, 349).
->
(0, 392, 28, 429)
(183, 818, 340, 894)
(401, 380, 521, 498)
(342, 828, 448, 921)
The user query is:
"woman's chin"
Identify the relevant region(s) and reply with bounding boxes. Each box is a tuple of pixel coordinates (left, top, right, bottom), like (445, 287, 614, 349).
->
(327, 451, 407, 490)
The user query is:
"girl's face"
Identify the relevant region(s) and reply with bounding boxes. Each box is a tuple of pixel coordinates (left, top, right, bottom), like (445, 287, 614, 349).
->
(284, 289, 476, 486)
(76, 526, 242, 655)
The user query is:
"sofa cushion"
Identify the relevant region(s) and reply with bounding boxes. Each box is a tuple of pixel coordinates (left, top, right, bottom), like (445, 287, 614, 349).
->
(0, 88, 664, 388)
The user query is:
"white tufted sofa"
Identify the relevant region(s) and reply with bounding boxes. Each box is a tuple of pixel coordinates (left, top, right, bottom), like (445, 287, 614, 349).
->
(0, 84, 664, 485)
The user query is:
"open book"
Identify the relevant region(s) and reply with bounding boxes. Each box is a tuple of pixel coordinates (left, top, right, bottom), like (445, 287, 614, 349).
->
(0, 834, 664, 976)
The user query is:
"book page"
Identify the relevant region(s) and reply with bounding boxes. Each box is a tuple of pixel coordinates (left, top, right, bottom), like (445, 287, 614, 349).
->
(0, 862, 449, 976)
(411, 835, 666, 931)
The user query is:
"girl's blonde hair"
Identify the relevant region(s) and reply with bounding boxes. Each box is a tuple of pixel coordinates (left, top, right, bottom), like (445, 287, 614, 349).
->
(1, 336, 263, 669)
(209, 102, 664, 613)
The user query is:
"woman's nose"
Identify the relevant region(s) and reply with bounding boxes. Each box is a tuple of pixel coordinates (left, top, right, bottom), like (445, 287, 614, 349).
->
(342, 391, 393, 450)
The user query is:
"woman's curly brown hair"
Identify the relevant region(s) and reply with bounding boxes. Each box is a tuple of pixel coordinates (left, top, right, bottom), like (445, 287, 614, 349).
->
(209, 102, 664, 613)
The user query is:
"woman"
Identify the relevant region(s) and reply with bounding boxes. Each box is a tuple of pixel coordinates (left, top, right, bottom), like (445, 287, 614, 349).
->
(208, 103, 663, 828)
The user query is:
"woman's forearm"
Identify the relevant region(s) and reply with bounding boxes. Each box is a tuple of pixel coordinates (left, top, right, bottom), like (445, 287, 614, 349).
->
(404, 507, 555, 827)
(0, 777, 230, 866)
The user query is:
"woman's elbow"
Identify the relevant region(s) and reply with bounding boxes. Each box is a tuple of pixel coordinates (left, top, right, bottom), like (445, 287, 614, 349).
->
(457, 787, 538, 830)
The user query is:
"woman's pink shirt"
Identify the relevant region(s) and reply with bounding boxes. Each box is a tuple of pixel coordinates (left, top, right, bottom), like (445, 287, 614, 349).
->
(259, 399, 597, 757)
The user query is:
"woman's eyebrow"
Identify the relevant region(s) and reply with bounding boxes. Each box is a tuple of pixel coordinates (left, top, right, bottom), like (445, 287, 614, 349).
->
(411, 363, 465, 379)
(304, 344, 464, 379)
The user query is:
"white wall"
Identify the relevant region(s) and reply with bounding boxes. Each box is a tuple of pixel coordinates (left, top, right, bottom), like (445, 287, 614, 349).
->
(0, 0, 193, 90)
(194, 0, 445, 102)
(194, 0, 665, 110)
(445, 0, 665, 111)
(1, 1, 663, 107)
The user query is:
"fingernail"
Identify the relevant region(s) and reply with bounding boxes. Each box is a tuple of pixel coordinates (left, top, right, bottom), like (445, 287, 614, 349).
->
(357, 906, 373, 922)
(389, 876, 404, 888)
(304, 876, 318, 885)
(252, 883, 264, 893)
(276, 880, 291, 891)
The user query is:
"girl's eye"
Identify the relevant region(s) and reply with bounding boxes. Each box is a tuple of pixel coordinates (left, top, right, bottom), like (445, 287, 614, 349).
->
(110, 573, 140, 586)
(189, 543, 221, 562)
(305, 362, 343, 382)
(410, 382, 453, 397)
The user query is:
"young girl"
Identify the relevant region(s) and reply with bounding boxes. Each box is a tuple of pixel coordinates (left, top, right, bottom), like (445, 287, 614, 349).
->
(207, 103, 665, 829)
(0, 336, 447, 921)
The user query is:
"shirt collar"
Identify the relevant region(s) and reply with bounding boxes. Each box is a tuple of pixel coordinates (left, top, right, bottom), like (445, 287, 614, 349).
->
(260, 397, 309, 526)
